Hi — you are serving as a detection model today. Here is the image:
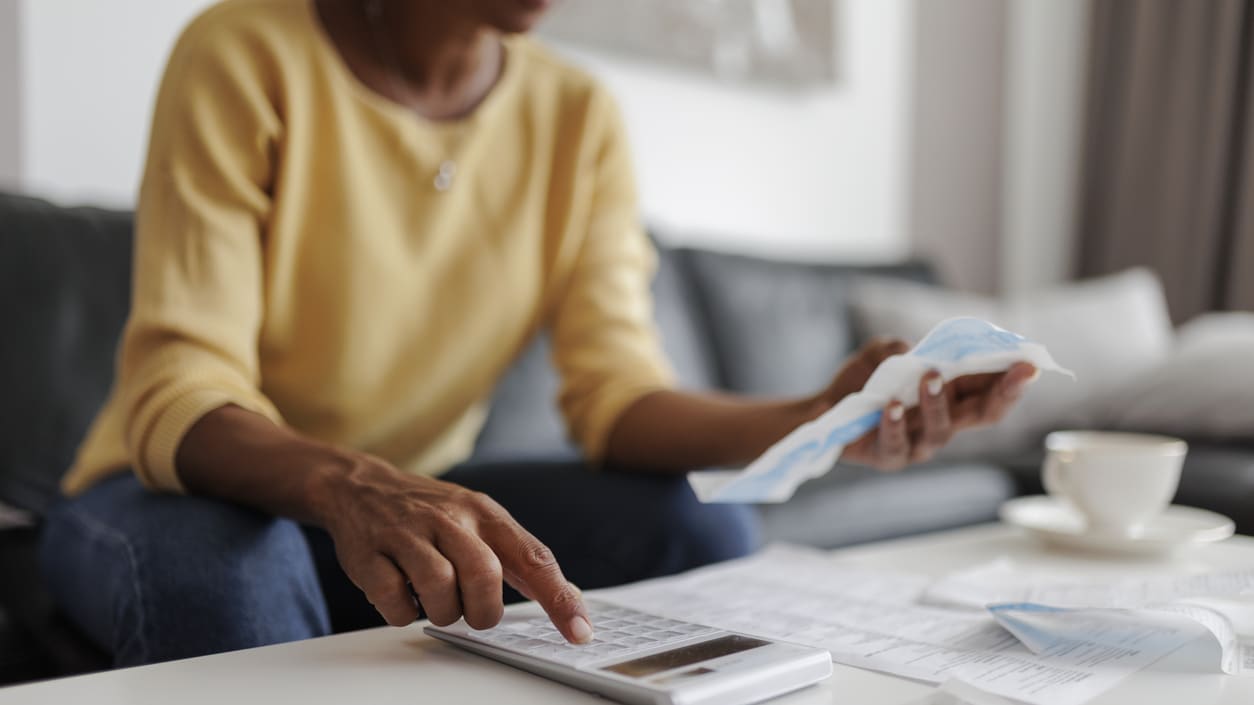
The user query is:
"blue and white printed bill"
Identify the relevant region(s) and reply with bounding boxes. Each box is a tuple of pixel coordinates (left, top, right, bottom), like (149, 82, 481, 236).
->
(989, 599, 1254, 676)
(688, 317, 1073, 503)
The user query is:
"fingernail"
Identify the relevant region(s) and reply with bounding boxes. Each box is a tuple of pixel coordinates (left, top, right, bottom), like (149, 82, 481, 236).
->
(889, 404, 904, 422)
(1029, 369, 1041, 383)
(569, 616, 594, 644)
(927, 375, 943, 397)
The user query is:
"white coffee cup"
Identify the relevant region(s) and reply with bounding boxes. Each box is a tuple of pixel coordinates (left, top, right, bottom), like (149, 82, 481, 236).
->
(1042, 430, 1187, 534)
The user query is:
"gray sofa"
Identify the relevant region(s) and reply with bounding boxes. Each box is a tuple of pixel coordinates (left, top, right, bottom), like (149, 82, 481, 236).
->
(3, 191, 1252, 684)
(464, 246, 1017, 548)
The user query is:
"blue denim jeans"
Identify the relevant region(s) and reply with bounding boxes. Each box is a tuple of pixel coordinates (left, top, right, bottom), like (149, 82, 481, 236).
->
(39, 461, 760, 666)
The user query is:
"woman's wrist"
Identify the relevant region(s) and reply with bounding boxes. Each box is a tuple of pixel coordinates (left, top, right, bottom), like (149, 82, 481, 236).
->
(804, 392, 836, 423)
(301, 445, 375, 528)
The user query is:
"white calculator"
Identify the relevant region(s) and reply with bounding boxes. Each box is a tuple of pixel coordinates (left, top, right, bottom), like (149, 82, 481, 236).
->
(425, 600, 832, 705)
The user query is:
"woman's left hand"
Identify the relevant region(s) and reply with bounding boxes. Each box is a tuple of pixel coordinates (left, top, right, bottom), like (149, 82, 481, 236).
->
(815, 339, 1038, 471)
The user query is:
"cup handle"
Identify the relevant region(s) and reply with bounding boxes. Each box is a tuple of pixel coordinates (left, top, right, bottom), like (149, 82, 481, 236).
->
(1042, 450, 1075, 501)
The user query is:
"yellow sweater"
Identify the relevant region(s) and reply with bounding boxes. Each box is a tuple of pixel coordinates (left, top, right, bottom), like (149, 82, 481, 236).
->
(64, 0, 674, 495)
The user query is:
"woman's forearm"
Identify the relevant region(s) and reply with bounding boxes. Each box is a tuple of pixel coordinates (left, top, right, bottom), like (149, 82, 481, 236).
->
(176, 406, 597, 641)
(602, 389, 823, 473)
(175, 404, 355, 526)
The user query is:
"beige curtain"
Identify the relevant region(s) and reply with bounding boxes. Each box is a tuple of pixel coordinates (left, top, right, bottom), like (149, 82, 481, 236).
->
(1077, 0, 1253, 322)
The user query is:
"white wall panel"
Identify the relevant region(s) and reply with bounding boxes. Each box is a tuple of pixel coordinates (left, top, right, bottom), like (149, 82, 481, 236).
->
(20, 0, 212, 205)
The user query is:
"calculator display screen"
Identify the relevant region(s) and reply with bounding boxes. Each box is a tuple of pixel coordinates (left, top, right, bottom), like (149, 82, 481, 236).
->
(600, 635, 769, 678)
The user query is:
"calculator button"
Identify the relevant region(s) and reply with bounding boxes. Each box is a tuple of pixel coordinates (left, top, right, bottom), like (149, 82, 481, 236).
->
(455, 600, 725, 669)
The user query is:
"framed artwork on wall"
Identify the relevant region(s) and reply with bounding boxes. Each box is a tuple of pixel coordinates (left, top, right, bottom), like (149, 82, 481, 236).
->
(538, 0, 840, 86)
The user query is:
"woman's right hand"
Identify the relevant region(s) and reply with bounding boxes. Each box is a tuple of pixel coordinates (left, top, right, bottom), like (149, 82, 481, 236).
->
(178, 404, 591, 642)
(310, 455, 593, 643)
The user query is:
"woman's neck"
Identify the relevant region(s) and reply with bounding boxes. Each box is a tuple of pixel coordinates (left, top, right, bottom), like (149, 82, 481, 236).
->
(318, 0, 505, 120)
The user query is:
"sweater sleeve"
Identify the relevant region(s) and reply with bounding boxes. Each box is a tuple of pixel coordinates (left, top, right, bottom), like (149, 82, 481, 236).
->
(549, 89, 677, 463)
(119, 12, 284, 492)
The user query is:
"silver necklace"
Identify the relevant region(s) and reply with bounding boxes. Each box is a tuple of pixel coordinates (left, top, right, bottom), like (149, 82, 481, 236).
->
(363, 0, 460, 192)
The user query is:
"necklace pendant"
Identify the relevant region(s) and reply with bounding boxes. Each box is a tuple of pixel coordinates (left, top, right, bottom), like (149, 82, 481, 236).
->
(434, 160, 457, 192)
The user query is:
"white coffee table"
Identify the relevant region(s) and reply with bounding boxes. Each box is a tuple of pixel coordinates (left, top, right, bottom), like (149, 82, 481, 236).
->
(4, 523, 1252, 705)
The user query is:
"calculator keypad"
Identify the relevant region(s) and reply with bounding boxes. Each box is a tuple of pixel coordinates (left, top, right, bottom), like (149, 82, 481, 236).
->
(469, 602, 719, 667)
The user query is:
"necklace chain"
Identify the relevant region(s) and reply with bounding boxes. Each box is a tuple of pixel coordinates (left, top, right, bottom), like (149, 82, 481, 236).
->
(363, 0, 461, 193)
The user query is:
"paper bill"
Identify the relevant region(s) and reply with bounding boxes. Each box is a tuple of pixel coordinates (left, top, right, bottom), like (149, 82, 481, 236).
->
(923, 559, 1254, 611)
(930, 560, 1254, 675)
(1157, 597, 1254, 675)
(689, 317, 1073, 503)
(591, 545, 1162, 705)
(989, 599, 1254, 676)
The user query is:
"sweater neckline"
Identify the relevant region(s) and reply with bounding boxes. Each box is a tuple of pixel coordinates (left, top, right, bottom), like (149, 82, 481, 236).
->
(303, 0, 524, 134)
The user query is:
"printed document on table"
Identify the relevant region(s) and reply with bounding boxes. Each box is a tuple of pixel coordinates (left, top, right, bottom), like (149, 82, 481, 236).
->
(923, 559, 1254, 610)
(926, 560, 1254, 675)
(590, 546, 1186, 705)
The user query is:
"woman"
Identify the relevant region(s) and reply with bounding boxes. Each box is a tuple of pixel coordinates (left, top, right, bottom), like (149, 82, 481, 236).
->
(41, 0, 1035, 666)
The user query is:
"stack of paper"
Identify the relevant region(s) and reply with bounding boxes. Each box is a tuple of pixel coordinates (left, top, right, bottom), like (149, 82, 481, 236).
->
(926, 560, 1254, 677)
(590, 545, 1253, 705)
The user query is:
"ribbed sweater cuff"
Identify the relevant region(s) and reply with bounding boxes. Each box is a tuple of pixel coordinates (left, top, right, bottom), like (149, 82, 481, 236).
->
(137, 388, 245, 493)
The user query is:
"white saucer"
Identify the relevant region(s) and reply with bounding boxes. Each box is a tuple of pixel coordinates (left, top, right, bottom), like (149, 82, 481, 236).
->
(999, 495, 1235, 556)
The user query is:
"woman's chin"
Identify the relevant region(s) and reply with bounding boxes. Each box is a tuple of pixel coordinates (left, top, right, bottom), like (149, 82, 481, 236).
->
(484, 0, 553, 34)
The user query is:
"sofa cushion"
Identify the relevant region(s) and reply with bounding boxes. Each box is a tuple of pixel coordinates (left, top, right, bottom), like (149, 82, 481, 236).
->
(468, 333, 580, 462)
(758, 461, 1016, 548)
(0, 193, 133, 515)
(1171, 445, 1254, 535)
(1100, 312, 1254, 442)
(848, 268, 1175, 459)
(0, 527, 109, 679)
(0, 599, 54, 685)
(651, 246, 719, 392)
(681, 249, 935, 396)
(470, 242, 718, 462)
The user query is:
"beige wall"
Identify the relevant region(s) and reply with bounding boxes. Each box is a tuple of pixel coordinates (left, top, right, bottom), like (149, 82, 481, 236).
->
(12, 0, 915, 262)
(17, 0, 213, 206)
(907, 0, 1007, 294)
(1000, 0, 1090, 295)
(905, 0, 1091, 295)
(4, 0, 1089, 284)
(551, 0, 916, 261)
(0, 0, 20, 189)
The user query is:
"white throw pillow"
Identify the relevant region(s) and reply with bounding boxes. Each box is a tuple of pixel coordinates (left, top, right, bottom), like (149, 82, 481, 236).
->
(1101, 312, 1254, 440)
(848, 268, 1174, 458)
